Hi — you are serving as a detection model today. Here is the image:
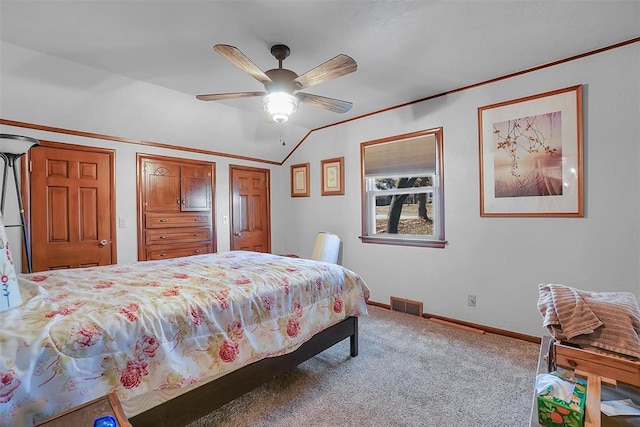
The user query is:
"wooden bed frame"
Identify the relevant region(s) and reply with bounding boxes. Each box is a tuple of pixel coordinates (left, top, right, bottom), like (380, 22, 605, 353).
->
(129, 316, 359, 427)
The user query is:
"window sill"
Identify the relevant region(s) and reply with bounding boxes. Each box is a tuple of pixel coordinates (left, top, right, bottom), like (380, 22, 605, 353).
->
(359, 236, 447, 248)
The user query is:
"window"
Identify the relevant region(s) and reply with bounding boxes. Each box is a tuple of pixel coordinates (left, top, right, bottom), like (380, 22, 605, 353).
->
(360, 128, 445, 248)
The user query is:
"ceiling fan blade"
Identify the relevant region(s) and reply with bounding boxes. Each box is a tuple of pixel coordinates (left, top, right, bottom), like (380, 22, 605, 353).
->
(297, 92, 353, 114)
(294, 54, 357, 90)
(213, 44, 272, 85)
(196, 91, 265, 101)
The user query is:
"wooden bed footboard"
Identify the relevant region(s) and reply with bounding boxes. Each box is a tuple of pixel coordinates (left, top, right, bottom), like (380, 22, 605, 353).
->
(129, 316, 359, 427)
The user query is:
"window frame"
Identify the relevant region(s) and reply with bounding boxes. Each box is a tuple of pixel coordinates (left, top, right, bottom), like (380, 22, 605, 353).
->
(360, 127, 445, 248)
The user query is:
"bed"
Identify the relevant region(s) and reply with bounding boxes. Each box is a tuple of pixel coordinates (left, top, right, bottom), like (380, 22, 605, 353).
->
(0, 250, 370, 427)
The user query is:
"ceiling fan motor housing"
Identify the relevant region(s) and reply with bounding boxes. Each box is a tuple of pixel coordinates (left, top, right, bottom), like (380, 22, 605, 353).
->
(265, 68, 299, 94)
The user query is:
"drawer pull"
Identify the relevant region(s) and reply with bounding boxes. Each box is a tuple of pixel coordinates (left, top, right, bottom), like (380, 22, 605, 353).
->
(159, 235, 167, 239)
(159, 219, 169, 223)
(194, 250, 201, 254)
(193, 217, 204, 222)
(567, 359, 577, 368)
(193, 233, 201, 237)
(159, 253, 168, 257)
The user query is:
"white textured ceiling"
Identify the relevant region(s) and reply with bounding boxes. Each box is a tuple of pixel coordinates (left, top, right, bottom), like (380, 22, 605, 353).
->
(1, 0, 639, 153)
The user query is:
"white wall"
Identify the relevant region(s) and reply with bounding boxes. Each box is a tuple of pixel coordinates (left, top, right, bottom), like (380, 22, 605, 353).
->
(281, 42, 640, 337)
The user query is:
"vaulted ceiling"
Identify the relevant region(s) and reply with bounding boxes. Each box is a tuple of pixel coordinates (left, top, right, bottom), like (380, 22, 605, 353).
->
(1, 1, 638, 156)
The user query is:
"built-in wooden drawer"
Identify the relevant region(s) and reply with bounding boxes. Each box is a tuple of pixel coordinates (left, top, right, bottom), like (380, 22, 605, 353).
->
(145, 212, 210, 229)
(145, 227, 211, 246)
(146, 243, 212, 261)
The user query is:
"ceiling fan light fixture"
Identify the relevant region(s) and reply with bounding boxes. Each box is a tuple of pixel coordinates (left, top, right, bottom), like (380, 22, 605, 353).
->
(263, 92, 299, 123)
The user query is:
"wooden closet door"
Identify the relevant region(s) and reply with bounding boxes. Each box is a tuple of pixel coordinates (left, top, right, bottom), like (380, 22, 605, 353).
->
(30, 146, 114, 271)
(142, 159, 181, 212)
(181, 164, 211, 211)
(230, 166, 270, 253)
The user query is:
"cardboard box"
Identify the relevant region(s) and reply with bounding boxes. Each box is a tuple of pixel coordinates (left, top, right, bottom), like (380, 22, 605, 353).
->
(537, 375, 587, 427)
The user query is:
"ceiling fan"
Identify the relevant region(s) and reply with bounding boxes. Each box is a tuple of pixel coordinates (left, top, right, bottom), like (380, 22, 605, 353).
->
(196, 44, 357, 123)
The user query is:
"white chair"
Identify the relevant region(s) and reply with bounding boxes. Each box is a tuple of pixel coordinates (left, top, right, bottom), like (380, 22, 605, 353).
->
(310, 232, 342, 265)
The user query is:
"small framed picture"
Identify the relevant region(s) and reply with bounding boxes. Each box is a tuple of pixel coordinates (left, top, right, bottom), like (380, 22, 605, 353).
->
(478, 85, 583, 217)
(321, 157, 344, 196)
(290, 163, 310, 197)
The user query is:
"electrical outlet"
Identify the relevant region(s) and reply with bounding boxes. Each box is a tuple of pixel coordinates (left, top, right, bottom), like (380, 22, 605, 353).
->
(468, 294, 476, 307)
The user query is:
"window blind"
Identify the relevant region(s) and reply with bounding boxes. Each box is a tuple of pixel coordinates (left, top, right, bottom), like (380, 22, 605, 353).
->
(363, 134, 436, 178)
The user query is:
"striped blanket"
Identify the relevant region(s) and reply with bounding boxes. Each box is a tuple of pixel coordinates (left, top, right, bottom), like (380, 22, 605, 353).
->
(538, 284, 640, 359)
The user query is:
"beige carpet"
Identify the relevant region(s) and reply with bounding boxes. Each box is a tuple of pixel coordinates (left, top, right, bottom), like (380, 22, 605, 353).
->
(187, 305, 540, 427)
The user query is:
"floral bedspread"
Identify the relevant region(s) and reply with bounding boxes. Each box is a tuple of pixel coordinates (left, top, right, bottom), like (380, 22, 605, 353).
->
(0, 251, 370, 426)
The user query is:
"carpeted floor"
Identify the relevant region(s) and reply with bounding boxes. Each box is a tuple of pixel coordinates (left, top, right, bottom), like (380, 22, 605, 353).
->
(187, 305, 540, 427)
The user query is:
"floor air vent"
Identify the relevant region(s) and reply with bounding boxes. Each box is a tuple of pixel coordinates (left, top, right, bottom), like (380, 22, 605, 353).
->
(390, 296, 423, 316)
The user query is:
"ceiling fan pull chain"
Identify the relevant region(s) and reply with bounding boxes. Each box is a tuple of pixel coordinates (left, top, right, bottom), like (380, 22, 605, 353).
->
(280, 122, 286, 146)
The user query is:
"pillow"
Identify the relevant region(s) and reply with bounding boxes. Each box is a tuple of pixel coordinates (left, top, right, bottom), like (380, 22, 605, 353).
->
(0, 213, 22, 312)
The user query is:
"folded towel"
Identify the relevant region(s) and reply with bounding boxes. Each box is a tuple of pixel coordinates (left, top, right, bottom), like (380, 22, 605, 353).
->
(538, 284, 640, 359)
(538, 284, 603, 340)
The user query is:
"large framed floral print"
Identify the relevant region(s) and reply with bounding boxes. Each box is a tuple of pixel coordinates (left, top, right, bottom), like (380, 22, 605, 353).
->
(478, 85, 583, 217)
